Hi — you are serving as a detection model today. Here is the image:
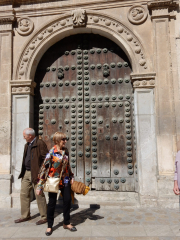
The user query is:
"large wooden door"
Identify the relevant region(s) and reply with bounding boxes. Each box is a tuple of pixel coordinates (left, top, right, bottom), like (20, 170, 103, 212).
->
(34, 34, 136, 191)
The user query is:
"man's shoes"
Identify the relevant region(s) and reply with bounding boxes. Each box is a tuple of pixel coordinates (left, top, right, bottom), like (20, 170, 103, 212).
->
(45, 229, 52, 236)
(36, 219, 47, 225)
(14, 216, 31, 223)
(63, 224, 77, 232)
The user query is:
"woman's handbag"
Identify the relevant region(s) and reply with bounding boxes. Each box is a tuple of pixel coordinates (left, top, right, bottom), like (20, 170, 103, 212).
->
(44, 168, 63, 193)
(71, 181, 90, 195)
(71, 181, 86, 194)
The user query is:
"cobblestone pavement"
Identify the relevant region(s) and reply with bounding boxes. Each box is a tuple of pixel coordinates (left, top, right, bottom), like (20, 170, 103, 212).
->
(1, 205, 180, 239)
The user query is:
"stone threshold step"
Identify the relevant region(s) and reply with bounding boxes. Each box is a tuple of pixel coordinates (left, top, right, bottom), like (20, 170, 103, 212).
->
(56, 200, 140, 209)
(11, 191, 139, 208)
(75, 191, 139, 202)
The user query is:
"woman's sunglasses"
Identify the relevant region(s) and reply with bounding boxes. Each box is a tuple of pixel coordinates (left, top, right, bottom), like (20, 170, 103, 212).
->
(61, 138, 67, 141)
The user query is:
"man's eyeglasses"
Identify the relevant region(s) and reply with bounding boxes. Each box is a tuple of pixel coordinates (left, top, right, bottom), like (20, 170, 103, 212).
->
(61, 138, 67, 141)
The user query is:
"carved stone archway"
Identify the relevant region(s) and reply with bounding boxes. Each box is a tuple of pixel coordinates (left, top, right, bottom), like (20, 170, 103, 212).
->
(14, 10, 153, 83)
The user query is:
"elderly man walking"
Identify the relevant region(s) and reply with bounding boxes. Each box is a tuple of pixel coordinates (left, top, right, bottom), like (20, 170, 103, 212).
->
(15, 128, 48, 225)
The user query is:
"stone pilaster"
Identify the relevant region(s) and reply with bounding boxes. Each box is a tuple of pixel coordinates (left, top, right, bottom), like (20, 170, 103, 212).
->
(176, 36, 180, 149)
(131, 73, 158, 206)
(0, 10, 15, 208)
(148, 0, 179, 177)
(11, 80, 36, 198)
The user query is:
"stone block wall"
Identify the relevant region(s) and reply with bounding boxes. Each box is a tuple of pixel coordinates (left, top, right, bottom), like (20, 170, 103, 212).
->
(0, 0, 179, 208)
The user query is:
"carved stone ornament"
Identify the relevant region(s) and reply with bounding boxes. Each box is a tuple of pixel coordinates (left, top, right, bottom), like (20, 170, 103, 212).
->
(0, 14, 15, 24)
(10, 80, 36, 95)
(148, 0, 179, 19)
(72, 9, 86, 27)
(128, 5, 148, 25)
(131, 73, 156, 88)
(148, 0, 179, 9)
(133, 79, 155, 87)
(17, 17, 34, 36)
(0, 12, 15, 31)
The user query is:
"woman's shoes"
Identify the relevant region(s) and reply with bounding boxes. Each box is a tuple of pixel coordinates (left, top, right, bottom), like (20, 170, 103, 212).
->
(63, 224, 77, 232)
(45, 228, 52, 236)
(45, 225, 77, 235)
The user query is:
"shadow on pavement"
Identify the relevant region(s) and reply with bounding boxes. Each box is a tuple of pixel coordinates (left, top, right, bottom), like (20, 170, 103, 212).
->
(53, 207, 104, 232)
(31, 213, 40, 220)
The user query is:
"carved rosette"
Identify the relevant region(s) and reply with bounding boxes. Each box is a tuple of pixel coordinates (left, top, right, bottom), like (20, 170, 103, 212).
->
(131, 73, 156, 88)
(16, 11, 149, 80)
(11, 80, 36, 95)
(72, 9, 86, 27)
(128, 5, 148, 25)
(16, 17, 34, 36)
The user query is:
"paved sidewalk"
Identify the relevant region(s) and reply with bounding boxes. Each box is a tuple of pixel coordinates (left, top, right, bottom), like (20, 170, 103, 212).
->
(1, 204, 180, 239)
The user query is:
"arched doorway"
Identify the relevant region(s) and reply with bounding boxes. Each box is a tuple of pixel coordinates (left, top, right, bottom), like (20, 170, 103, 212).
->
(34, 33, 136, 191)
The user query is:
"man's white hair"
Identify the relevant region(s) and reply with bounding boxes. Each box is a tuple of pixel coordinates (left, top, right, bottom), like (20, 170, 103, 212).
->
(24, 128, 35, 136)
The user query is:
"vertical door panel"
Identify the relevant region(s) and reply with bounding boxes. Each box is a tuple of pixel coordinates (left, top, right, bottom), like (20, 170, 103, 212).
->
(91, 105, 111, 178)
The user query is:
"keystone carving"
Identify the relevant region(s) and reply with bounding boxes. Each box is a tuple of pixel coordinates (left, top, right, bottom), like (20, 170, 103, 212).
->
(72, 9, 86, 27)
(17, 17, 34, 36)
(128, 5, 148, 25)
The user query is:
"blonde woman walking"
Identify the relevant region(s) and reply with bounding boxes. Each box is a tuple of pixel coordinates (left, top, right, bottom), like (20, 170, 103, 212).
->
(36, 132, 77, 236)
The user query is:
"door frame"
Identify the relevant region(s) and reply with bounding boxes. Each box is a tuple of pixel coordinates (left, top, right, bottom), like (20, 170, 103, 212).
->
(11, 10, 158, 205)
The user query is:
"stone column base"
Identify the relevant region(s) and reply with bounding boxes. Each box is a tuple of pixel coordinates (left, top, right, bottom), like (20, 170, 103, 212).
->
(0, 174, 12, 208)
(139, 195, 158, 207)
(157, 175, 179, 208)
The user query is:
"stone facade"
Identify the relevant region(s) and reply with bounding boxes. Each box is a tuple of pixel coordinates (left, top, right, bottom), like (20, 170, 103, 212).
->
(0, 0, 179, 208)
